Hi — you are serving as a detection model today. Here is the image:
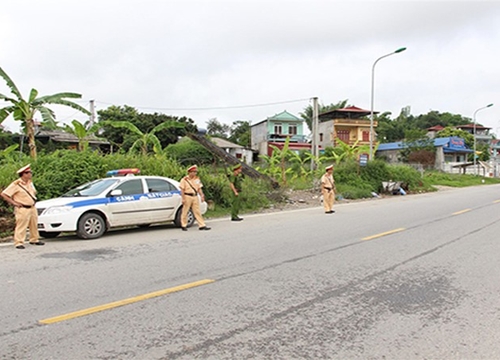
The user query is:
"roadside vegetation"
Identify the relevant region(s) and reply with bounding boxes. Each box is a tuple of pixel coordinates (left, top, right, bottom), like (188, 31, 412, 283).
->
(2, 66, 500, 238)
(2, 141, 500, 238)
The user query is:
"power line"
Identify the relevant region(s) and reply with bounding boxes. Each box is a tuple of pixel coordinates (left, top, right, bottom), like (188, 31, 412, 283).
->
(94, 98, 311, 111)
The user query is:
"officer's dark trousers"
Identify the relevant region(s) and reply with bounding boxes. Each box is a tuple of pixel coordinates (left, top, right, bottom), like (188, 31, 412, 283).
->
(231, 193, 241, 219)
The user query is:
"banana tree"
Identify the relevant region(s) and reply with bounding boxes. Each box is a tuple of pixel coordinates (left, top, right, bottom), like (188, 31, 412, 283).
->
(105, 120, 184, 155)
(64, 119, 103, 152)
(0, 143, 19, 160)
(288, 150, 316, 179)
(0, 66, 90, 159)
(257, 137, 295, 185)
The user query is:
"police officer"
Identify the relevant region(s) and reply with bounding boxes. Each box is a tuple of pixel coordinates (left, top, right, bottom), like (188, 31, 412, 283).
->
(321, 164, 336, 214)
(228, 163, 244, 221)
(179, 165, 211, 231)
(1, 164, 44, 249)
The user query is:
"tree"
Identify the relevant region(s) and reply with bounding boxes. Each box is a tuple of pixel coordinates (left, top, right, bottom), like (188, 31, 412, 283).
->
(105, 120, 184, 155)
(206, 118, 230, 138)
(300, 99, 350, 131)
(413, 111, 471, 129)
(64, 119, 103, 152)
(98, 105, 197, 151)
(399, 129, 434, 163)
(435, 127, 474, 148)
(0, 126, 15, 150)
(98, 105, 140, 149)
(229, 120, 251, 147)
(376, 107, 416, 143)
(0, 66, 90, 159)
(320, 139, 371, 165)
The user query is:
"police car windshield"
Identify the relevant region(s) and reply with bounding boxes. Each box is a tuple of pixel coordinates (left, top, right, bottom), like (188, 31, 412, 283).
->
(62, 179, 120, 197)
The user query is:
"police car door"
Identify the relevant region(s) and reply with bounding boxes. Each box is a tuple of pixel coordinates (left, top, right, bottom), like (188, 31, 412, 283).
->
(144, 178, 179, 221)
(107, 178, 150, 226)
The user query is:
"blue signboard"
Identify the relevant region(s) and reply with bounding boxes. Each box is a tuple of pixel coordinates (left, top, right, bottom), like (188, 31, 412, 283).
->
(359, 154, 368, 166)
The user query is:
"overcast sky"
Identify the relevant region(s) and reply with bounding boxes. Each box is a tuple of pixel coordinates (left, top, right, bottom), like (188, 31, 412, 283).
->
(1, 0, 499, 136)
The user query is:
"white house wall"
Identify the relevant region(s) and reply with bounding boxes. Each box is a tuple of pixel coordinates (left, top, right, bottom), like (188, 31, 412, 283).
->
(251, 122, 267, 151)
(318, 120, 334, 149)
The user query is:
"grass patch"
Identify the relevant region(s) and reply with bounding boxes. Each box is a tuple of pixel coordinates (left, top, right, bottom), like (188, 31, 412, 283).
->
(423, 171, 500, 187)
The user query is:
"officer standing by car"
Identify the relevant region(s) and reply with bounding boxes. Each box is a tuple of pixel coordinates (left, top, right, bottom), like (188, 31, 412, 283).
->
(1, 164, 45, 249)
(321, 164, 336, 214)
(179, 165, 211, 231)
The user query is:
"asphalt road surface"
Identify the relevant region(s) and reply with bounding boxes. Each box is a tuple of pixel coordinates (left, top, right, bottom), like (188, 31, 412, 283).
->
(1, 185, 500, 359)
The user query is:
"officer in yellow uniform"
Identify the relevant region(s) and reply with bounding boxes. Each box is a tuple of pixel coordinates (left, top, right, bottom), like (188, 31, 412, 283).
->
(321, 164, 336, 214)
(179, 165, 211, 231)
(1, 164, 44, 249)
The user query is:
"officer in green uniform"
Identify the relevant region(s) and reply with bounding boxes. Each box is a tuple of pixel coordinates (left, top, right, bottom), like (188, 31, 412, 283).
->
(228, 164, 243, 221)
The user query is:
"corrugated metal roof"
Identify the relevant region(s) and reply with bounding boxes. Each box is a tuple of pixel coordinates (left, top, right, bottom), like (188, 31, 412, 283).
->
(36, 129, 110, 145)
(211, 137, 244, 149)
(377, 137, 473, 153)
(377, 141, 404, 151)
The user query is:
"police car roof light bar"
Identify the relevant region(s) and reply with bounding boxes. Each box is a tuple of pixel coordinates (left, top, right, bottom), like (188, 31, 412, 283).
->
(106, 168, 141, 177)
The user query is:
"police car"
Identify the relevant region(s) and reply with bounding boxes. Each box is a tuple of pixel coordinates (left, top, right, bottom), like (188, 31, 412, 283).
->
(36, 169, 207, 239)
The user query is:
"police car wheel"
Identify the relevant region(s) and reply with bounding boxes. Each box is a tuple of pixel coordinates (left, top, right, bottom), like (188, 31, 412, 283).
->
(39, 231, 60, 239)
(77, 212, 106, 239)
(174, 208, 195, 228)
(186, 210, 195, 227)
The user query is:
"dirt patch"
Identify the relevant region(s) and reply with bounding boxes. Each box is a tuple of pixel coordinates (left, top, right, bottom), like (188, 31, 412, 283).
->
(254, 188, 386, 214)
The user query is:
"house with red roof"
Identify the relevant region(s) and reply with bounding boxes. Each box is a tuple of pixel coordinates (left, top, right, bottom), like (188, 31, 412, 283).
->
(317, 106, 378, 149)
(426, 125, 445, 139)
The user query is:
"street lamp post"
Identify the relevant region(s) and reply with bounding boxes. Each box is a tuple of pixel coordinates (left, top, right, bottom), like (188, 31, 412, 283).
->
(369, 47, 407, 161)
(473, 103, 494, 175)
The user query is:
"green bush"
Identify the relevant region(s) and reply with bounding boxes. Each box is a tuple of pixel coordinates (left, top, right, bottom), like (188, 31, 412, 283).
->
(33, 150, 107, 200)
(164, 138, 214, 165)
(198, 170, 231, 207)
(334, 161, 364, 184)
(387, 164, 423, 191)
(101, 153, 185, 180)
(337, 183, 373, 199)
(360, 160, 391, 192)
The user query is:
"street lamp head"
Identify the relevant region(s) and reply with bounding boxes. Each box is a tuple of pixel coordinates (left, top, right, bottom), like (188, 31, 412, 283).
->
(487, 103, 494, 108)
(394, 47, 407, 54)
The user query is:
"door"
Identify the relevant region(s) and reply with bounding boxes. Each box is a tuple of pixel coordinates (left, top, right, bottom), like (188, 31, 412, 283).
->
(106, 178, 150, 226)
(144, 178, 180, 221)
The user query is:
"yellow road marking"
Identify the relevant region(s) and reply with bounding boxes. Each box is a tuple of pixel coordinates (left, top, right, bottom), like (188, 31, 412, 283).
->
(494, 200, 500, 204)
(362, 228, 405, 241)
(39, 279, 215, 325)
(452, 209, 471, 215)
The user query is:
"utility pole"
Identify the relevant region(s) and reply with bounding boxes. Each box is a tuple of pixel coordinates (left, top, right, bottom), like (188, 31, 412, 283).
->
(89, 99, 96, 128)
(311, 97, 319, 170)
(313, 97, 319, 158)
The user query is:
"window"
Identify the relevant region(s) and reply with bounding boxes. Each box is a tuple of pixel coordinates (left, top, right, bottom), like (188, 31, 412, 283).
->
(145, 178, 176, 193)
(114, 179, 144, 196)
(319, 133, 323, 142)
(362, 131, 369, 142)
(288, 125, 297, 135)
(274, 123, 282, 134)
(337, 130, 350, 142)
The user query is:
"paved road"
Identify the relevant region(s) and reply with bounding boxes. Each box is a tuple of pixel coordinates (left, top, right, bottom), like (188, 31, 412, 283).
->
(1, 185, 500, 359)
